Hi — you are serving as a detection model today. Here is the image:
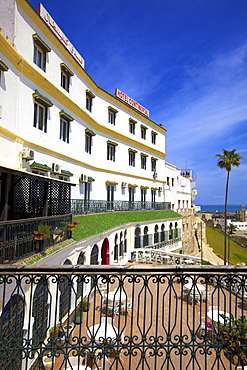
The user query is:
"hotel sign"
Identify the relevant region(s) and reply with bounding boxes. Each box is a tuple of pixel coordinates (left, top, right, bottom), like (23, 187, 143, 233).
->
(38, 4, 85, 68)
(115, 89, 149, 117)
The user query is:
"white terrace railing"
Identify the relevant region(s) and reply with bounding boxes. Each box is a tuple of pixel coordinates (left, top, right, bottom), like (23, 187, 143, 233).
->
(129, 248, 208, 265)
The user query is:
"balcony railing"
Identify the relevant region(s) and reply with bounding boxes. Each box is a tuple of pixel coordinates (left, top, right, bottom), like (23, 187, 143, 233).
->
(0, 265, 246, 369)
(0, 214, 72, 264)
(71, 200, 171, 215)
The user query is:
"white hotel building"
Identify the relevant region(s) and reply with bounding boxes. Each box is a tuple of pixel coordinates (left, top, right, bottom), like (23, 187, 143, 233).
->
(0, 0, 197, 253)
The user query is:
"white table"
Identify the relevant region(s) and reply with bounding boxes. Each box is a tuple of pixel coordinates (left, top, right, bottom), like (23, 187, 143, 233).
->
(184, 259, 195, 264)
(184, 283, 205, 292)
(70, 366, 87, 370)
(88, 323, 117, 342)
(207, 310, 230, 324)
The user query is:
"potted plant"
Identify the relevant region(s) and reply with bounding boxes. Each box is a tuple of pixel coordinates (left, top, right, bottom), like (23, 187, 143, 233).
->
(34, 224, 51, 240)
(43, 354, 53, 369)
(81, 299, 90, 312)
(216, 314, 247, 366)
(49, 324, 60, 338)
(66, 220, 79, 231)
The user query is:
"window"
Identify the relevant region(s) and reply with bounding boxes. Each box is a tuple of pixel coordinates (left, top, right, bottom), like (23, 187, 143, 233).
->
(86, 94, 92, 111)
(59, 110, 73, 143)
(141, 154, 147, 170)
(107, 143, 116, 161)
(33, 102, 47, 132)
(129, 119, 136, 134)
(129, 187, 135, 202)
(33, 34, 51, 72)
(172, 178, 174, 187)
(84, 182, 91, 201)
(85, 128, 95, 154)
(141, 125, 147, 139)
(151, 158, 157, 172)
(107, 185, 114, 203)
(33, 90, 53, 132)
(86, 90, 95, 112)
(129, 151, 135, 167)
(151, 131, 157, 144)
(61, 70, 70, 91)
(141, 188, 146, 202)
(60, 63, 73, 92)
(60, 118, 70, 143)
(151, 189, 156, 202)
(108, 106, 118, 125)
(34, 44, 46, 71)
(85, 133, 92, 154)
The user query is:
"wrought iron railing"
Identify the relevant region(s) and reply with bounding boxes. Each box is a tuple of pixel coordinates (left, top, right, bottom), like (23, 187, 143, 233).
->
(0, 214, 72, 264)
(71, 200, 171, 215)
(0, 265, 246, 369)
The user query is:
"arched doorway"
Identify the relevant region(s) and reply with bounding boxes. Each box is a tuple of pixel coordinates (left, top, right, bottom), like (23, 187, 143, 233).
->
(114, 234, 118, 262)
(101, 238, 110, 265)
(77, 252, 85, 299)
(59, 259, 72, 321)
(0, 294, 25, 369)
(32, 277, 49, 353)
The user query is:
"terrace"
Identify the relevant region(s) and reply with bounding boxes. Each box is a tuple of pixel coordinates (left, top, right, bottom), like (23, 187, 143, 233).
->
(1, 264, 246, 370)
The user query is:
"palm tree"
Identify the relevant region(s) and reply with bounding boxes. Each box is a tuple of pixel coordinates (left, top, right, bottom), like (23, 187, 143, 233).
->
(216, 149, 244, 264)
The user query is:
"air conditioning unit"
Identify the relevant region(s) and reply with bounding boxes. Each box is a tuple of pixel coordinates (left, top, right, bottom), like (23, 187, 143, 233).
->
(153, 172, 158, 179)
(22, 148, 35, 160)
(52, 163, 61, 174)
(158, 187, 162, 192)
(79, 174, 88, 183)
(122, 182, 127, 188)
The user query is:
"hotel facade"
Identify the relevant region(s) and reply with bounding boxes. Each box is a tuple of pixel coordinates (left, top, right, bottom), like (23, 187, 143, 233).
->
(0, 0, 196, 215)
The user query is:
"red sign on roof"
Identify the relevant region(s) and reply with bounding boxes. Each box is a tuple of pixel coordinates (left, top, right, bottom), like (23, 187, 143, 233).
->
(115, 89, 149, 117)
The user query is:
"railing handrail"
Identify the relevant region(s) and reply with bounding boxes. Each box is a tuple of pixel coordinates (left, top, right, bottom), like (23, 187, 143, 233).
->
(0, 213, 72, 226)
(0, 264, 246, 274)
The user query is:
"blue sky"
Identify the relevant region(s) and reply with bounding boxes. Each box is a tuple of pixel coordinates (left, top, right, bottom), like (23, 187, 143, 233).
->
(29, 0, 247, 205)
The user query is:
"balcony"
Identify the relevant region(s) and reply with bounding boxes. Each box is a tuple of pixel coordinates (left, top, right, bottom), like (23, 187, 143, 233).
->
(0, 265, 246, 369)
(71, 200, 171, 215)
(0, 214, 72, 264)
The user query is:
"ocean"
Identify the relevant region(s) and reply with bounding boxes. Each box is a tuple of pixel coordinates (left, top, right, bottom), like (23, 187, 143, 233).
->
(197, 204, 246, 213)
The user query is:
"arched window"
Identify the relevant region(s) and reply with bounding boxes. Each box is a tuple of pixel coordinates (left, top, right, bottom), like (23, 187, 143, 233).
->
(0, 294, 25, 369)
(59, 259, 72, 320)
(161, 223, 165, 242)
(143, 226, 149, 246)
(124, 230, 127, 253)
(114, 234, 118, 261)
(169, 222, 173, 240)
(119, 231, 123, 257)
(77, 252, 85, 265)
(134, 226, 141, 248)
(77, 252, 85, 299)
(154, 224, 159, 244)
(175, 222, 178, 238)
(90, 244, 99, 265)
(32, 277, 49, 352)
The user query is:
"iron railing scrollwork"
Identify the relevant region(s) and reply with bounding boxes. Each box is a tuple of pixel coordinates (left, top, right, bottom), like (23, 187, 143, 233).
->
(0, 265, 246, 369)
